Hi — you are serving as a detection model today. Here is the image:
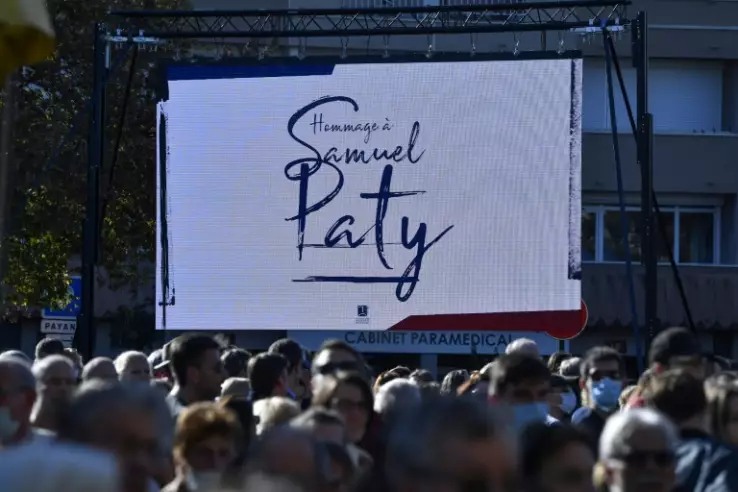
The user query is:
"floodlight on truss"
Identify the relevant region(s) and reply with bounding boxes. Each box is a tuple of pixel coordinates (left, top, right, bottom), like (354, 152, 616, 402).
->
(108, 1, 630, 39)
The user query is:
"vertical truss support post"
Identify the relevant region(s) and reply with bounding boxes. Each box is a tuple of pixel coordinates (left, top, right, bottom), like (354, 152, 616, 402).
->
(633, 11, 657, 347)
(77, 23, 107, 360)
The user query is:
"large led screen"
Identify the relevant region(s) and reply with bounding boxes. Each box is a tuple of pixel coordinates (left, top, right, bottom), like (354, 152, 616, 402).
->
(156, 56, 583, 332)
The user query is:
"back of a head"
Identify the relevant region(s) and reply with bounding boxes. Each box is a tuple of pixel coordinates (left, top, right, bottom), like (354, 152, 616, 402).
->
(386, 395, 512, 482)
(374, 378, 421, 418)
(0, 441, 120, 492)
(221, 377, 251, 398)
(58, 379, 169, 443)
(489, 353, 550, 396)
(82, 357, 117, 382)
(644, 369, 706, 424)
(599, 408, 678, 461)
(169, 334, 221, 385)
(505, 338, 541, 358)
(547, 352, 572, 373)
(248, 352, 289, 399)
(559, 357, 582, 379)
(291, 406, 344, 432)
(440, 369, 469, 395)
(1, 350, 30, 362)
(409, 369, 434, 384)
(221, 348, 252, 378)
(648, 327, 700, 367)
(254, 396, 301, 434)
(0, 356, 35, 393)
(521, 423, 591, 477)
(35, 338, 65, 361)
(33, 354, 74, 380)
(268, 338, 303, 369)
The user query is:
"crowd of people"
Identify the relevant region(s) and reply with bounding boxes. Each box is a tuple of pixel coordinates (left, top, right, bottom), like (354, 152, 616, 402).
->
(1, 326, 738, 492)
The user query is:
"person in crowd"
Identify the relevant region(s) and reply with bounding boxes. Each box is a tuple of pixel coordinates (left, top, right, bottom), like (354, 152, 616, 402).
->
(324, 440, 360, 492)
(457, 369, 490, 399)
(1, 349, 31, 362)
(374, 378, 420, 429)
(572, 347, 624, 447)
(246, 426, 337, 491)
(167, 334, 225, 418)
(81, 357, 118, 382)
(221, 376, 251, 399)
(57, 380, 168, 492)
(549, 375, 579, 422)
(148, 349, 172, 381)
(521, 423, 596, 492)
(221, 347, 252, 379)
(372, 369, 403, 393)
(218, 396, 255, 452)
(312, 371, 374, 445)
(384, 395, 518, 492)
(619, 385, 638, 410)
(164, 402, 243, 492)
(153, 378, 173, 398)
(0, 356, 43, 447)
(548, 352, 573, 374)
(312, 340, 368, 383)
(488, 353, 556, 429)
(440, 369, 469, 396)
(115, 351, 152, 383)
(269, 338, 311, 403)
(34, 338, 65, 361)
(291, 407, 347, 445)
(255, 396, 301, 435)
(416, 381, 441, 401)
(705, 376, 738, 445)
(506, 338, 541, 358)
(622, 368, 656, 410)
(559, 357, 582, 379)
(408, 369, 434, 385)
(0, 440, 121, 492)
(63, 348, 84, 377)
(648, 327, 705, 379)
(596, 408, 678, 492)
(389, 366, 412, 378)
(31, 354, 76, 433)
(644, 369, 738, 491)
(248, 352, 291, 402)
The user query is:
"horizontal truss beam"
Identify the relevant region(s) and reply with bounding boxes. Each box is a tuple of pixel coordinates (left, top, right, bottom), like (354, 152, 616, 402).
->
(109, 1, 629, 39)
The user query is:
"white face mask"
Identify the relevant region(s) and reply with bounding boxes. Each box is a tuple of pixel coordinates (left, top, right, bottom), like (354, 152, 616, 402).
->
(0, 406, 20, 442)
(559, 391, 577, 414)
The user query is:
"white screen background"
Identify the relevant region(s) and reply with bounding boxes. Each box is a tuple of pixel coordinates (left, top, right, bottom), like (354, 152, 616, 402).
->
(156, 58, 583, 331)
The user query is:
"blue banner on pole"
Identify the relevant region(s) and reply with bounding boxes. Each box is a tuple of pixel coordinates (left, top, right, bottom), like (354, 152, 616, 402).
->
(42, 276, 82, 319)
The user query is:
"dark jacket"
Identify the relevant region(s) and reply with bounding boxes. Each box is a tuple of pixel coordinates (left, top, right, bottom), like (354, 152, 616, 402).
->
(572, 407, 608, 454)
(675, 428, 738, 492)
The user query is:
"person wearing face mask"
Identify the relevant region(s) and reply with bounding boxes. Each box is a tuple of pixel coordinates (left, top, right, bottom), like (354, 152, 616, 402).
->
(572, 347, 625, 452)
(488, 353, 558, 431)
(548, 375, 579, 422)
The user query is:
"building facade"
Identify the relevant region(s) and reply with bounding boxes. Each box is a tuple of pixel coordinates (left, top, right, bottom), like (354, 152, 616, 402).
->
(8, 0, 738, 374)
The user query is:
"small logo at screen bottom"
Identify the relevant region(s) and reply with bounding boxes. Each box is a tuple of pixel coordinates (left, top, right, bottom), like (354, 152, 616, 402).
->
(356, 305, 369, 324)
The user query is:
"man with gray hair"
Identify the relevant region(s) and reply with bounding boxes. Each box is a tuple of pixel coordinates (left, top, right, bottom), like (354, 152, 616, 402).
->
(82, 357, 118, 382)
(374, 378, 421, 424)
(385, 396, 518, 492)
(31, 354, 76, 433)
(0, 357, 38, 447)
(115, 351, 152, 384)
(58, 379, 171, 492)
(505, 338, 541, 358)
(599, 408, 678, 492)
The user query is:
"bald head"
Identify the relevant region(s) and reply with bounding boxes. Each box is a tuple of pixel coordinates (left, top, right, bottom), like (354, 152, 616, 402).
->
(505, 338, 541, 358)
(32, 355, 77, 402)
(221, 377, 251, 398)
(0, 357, 35, 393)
(0, 350, 31, 363)
(82, 358, 117, 382)
(0, 357, 36, 442)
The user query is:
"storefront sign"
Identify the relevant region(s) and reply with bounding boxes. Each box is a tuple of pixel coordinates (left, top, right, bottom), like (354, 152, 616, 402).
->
(288, 330, 562, 355)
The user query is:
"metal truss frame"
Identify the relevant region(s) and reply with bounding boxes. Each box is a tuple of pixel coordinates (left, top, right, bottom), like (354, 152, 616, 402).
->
(108, 2, 629, 38)
(76, 3, 664, 367)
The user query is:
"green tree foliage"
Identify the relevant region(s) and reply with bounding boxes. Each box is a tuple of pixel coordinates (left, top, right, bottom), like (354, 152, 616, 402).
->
(2, 0, 190, 314)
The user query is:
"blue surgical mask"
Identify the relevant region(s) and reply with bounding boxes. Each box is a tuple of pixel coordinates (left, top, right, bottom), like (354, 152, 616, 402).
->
(591, 377, 622, 411)
(559, 391, 577, 414)
(512, 402, 549, 430)
(0, 406, 20, 442)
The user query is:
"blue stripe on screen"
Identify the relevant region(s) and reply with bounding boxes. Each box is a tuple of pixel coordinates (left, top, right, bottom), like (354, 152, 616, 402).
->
(166, 64, 335, 81)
